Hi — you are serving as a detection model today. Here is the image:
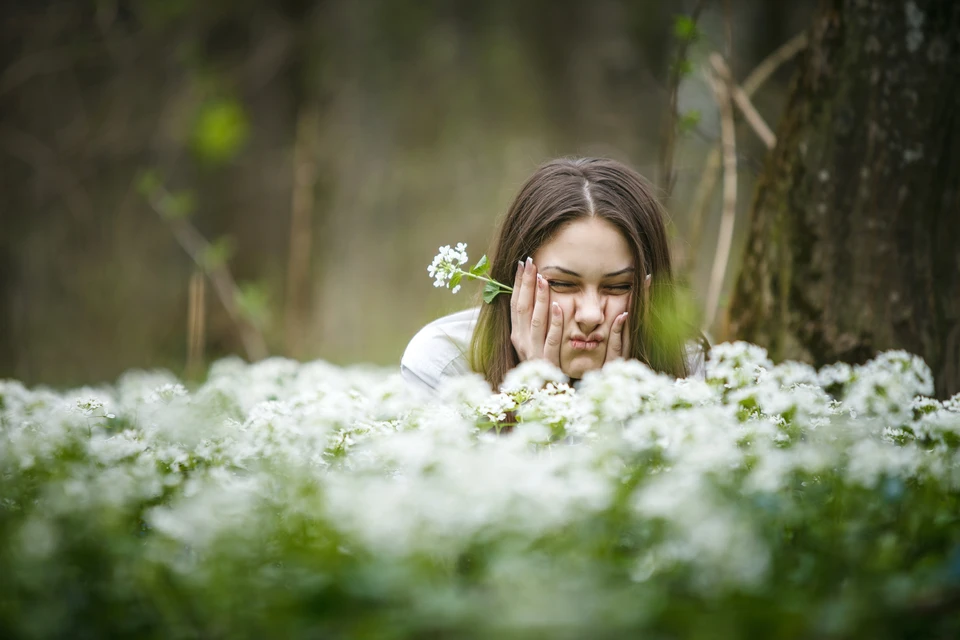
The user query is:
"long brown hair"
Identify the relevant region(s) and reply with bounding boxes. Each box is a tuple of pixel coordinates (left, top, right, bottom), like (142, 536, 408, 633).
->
(470, 157, 695, 390)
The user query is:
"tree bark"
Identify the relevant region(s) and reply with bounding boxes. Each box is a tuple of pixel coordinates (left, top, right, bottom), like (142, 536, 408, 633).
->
(729, 0, 960, 398)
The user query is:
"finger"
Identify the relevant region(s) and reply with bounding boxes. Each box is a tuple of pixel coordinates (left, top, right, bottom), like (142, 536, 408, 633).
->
(530, 274, 550, 357)
(622, 292, 633, 358)
(515, 258, 537, 318)
(544, 302, 563, 367)
(606, 312, 628, 362)
(516, 257, 537, 333)
(622, 314, 631, 358)
(510, 260, 523, 328)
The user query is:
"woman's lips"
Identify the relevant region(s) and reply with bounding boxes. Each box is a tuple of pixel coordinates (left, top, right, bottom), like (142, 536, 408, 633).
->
(570, 338, 603, 351)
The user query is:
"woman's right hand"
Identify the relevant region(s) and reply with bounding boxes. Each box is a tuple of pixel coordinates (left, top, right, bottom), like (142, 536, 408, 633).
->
(510, 258, 564, 366)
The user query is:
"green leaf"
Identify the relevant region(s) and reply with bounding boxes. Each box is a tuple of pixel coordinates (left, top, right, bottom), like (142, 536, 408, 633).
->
(201, 236, 235, 270)
(470, 255, 489, 277)
(678, 110, 702, 136)
(235, 281, 270, 329)
(136, 169, 161, 198)
(164, 190, 196, 220)
(482, 281, 501, 304)
(671, 58, 693, 78)
(450, 271, 463, 288)
(673, 15, 700, 42)
(191, 98, 250, 165)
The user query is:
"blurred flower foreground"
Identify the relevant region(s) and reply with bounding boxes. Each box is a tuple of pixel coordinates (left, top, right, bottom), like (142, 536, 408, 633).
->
(2, 344, 960, 639)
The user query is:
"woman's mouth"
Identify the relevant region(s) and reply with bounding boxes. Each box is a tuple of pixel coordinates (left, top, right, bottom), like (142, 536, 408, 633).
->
(570, 338, 603, 351)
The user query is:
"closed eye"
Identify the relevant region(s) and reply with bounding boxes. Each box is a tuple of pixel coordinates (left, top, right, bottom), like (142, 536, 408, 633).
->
(548, 281, 632, 293)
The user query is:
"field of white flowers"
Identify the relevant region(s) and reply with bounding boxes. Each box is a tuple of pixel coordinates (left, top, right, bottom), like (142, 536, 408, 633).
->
(2, 343, 960, 639)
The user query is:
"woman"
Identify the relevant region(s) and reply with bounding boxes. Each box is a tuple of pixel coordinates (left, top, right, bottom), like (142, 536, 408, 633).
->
(401, 157, 707, 393)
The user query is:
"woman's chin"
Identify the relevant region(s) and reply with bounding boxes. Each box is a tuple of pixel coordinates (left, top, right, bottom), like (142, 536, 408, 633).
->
(562, 352, 605, 380)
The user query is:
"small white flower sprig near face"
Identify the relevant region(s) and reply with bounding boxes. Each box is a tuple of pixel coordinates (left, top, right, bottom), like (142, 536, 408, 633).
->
(427, 243, 513, 302)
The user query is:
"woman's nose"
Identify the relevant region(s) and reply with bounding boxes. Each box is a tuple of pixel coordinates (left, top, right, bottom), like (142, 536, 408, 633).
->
(575, 293, 604, 330)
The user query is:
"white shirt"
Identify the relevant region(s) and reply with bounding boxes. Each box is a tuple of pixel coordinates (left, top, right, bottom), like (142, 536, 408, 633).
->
(400, 307, 706, 392)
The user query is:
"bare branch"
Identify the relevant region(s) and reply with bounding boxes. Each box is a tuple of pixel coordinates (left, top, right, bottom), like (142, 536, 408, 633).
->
(703, 68, 738, 331)
(186, 271, 206, 378)
(709, 53, 776, 150)
(284, 105, 320, 358)
(742, 32, 809, 96)
(658, 0, 709, 202)
(147, 189, 269, 362)
(684, 32, 808, 274)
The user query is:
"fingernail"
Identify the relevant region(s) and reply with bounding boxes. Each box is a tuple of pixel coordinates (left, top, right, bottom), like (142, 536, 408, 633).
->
(537, 274, 545, 289)
(526, 257, 532, 267)
(517, 261, 524, 272)
(552, 302, 560, 315)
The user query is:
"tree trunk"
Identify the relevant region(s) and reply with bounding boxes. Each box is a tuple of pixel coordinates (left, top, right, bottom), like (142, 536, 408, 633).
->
(729, 0, 960, 398)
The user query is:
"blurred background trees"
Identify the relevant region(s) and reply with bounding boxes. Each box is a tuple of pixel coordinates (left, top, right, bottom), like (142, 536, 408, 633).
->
(0, 0, 841, 387)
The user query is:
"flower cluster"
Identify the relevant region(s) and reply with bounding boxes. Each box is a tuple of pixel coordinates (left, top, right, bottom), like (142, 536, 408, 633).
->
(427, 242, 469, 292)
(1, 345, 959, 637)
(426, 241, 512, 301)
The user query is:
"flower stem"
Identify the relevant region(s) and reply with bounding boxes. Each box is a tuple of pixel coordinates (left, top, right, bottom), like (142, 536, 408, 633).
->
(459, 270, 513, 292)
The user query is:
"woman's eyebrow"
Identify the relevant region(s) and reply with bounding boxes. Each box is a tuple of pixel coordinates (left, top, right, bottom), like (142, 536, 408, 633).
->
(603, 267, 635, 277)
(541, 266, 635, 277)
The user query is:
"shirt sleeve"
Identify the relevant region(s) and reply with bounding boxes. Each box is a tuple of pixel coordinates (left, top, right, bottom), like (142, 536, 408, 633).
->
(400, 313, 475, 393)
(400, 362, 439, 393)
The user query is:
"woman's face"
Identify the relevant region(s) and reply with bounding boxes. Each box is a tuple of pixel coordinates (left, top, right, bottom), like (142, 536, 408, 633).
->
(531, 217, 635, 379)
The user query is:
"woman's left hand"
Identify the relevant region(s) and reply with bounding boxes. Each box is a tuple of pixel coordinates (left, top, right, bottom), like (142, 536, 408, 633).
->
(603, 311, 630, 364)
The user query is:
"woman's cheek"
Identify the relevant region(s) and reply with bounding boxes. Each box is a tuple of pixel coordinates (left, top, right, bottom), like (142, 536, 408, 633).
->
(605, 296, 631, 327)
(556, 298, 576, 333)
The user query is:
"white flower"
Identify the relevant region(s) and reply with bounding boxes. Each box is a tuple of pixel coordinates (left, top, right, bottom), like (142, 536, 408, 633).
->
(146, 383, 189, 404)
(4, 342, 960, 623)
(427, 242, 469, 291)
(501, 359, 568, 393)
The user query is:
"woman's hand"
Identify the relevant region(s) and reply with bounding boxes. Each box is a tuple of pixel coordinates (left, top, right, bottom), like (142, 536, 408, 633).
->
(603, 310, 630, 364)
(510, 258, 563, 366)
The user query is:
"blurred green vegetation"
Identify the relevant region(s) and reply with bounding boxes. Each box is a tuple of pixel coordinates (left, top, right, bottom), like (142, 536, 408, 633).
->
(0, 0, 814, 387)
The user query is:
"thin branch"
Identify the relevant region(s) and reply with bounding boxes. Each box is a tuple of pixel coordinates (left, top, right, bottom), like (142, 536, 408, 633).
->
(684, 32, 807, 274)
(284, 105, 319, 359)
(703, 68, 738, 331)
(658, 0, 709, 202)
(147, 189, 269, 362)
(186, 270, 206, 378)
(742, 32, 808, 96)
(722, 0, 733, 59)
(709, 53, 776, 149)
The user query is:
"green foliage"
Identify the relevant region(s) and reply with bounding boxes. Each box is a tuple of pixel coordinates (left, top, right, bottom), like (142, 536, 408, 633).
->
(482, 280, 502, 303)
(136, 169, 162, 199)
(137, 0, 193, 28)
(671, 57, 694, 78)
(1, 349, 958, 638)
(163, 190, 197, 220)
(470, 255, 489, 277)
(235, 281, 271, 329)
(200, 236, 235, 270)
(191, 98, 250, 165)
(672, 15, 701, 43)
(678, 109, 702, 136)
